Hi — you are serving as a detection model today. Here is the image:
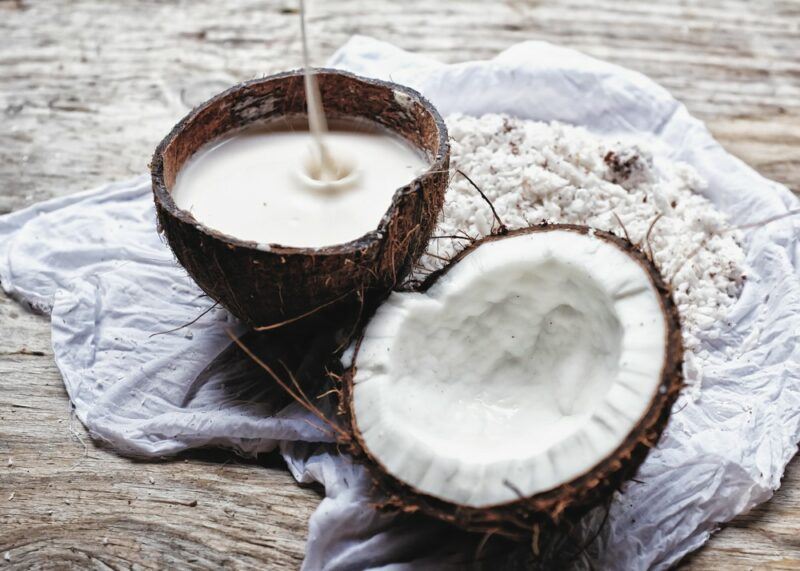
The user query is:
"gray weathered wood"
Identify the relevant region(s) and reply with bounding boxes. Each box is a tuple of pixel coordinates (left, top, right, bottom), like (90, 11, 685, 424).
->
(0, 0, 798, 568)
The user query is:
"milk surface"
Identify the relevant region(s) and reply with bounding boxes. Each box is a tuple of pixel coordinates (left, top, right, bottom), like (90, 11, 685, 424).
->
(171, 123, 429, 247)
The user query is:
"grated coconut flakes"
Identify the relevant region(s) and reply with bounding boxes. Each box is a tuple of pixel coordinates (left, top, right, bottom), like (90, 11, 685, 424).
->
(414, 113, 747, 386)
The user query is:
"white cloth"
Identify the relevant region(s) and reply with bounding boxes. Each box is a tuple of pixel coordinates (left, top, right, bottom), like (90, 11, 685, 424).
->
(1, 37, 798, 570)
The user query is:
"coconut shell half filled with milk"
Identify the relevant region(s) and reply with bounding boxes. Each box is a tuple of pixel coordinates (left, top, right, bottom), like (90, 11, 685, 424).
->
(340, 225, 683, 538)
(151, 69, 449, 327)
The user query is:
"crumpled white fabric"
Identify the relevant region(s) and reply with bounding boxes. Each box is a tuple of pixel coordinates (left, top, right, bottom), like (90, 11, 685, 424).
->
(1, 36, 798, 570)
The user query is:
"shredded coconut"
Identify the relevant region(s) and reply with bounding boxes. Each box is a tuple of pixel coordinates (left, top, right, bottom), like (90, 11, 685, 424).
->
(414, 113, 746, 375)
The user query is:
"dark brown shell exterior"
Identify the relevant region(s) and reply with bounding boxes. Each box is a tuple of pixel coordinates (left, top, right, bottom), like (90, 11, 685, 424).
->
(340, 224, 684, 540)
(151, 69, 449, 328)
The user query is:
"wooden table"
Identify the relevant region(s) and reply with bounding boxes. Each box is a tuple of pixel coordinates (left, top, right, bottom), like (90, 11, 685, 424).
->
(1, 0, 798, 568)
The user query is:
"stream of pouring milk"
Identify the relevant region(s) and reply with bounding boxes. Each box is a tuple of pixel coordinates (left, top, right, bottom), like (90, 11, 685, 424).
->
(170, 0, 428, 248)
(298, 0, 338, 181)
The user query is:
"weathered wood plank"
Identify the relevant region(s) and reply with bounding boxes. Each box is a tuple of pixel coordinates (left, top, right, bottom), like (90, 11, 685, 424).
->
(1, 0, 798, 568)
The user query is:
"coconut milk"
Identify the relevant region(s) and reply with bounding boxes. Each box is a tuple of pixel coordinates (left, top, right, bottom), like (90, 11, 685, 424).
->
(172, 122, 428, 247)
(171, 0, 430, 247)
(298, 0, 337, 180)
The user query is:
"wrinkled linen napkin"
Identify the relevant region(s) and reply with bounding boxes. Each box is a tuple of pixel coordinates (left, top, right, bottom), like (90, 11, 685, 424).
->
(1, 36, 799, 570)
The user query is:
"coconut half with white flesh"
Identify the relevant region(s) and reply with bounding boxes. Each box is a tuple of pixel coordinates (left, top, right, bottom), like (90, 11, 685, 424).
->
(341, 224, 683, 537)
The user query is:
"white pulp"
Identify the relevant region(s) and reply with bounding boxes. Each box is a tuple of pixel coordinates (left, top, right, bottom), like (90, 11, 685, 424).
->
(171, 124, 428, 248)
(352, 230, 667, 507)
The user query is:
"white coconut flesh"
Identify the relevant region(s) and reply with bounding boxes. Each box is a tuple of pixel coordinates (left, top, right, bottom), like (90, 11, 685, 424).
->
(351, 229, 668, 508)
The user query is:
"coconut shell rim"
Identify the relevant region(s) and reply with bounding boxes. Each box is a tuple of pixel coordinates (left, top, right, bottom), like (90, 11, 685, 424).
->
(150, 67, 450, 256)
(341, 223, 684, 526)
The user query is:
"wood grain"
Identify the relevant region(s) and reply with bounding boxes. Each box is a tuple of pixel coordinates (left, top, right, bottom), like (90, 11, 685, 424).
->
(0, 0, 798, 568)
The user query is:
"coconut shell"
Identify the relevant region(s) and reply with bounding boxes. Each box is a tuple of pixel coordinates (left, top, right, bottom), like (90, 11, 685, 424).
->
(339, 224, 684, 540)
(151, 69, 449, 328)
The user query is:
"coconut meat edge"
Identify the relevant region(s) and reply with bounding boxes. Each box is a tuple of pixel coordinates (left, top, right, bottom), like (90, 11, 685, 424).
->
(351, 230, 667, 508)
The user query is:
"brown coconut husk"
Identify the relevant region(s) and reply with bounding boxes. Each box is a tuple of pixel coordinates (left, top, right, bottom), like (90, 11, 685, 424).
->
(151, 69, 449, 329)
(337, 224, 685, 540)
